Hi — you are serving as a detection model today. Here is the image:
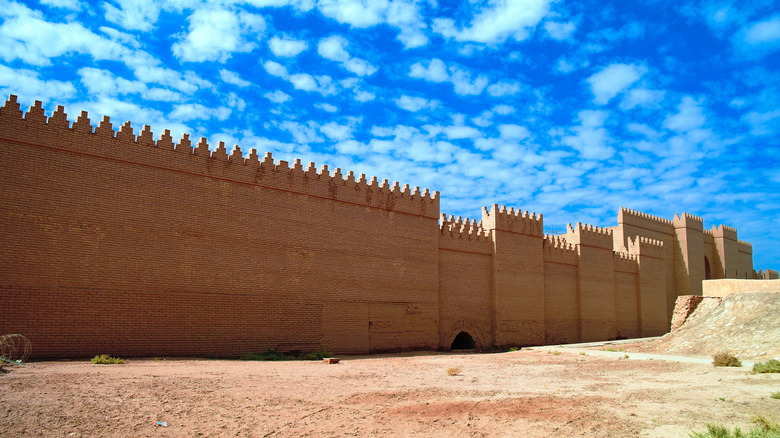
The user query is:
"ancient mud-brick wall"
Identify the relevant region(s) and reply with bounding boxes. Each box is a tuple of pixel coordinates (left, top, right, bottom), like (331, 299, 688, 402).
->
(1, 95, 761, 357)
(0, 96, 440, 357)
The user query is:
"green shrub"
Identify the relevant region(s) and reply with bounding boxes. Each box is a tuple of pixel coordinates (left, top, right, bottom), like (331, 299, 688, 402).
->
(689, 414, 780, 438)
(753, 360, 780, 374)
(771, 392, 780, 400)
(91, 354, 124, 364)
(240, 350, 295, 361)
(300, 349, 334, 361)
(240, 349, 334, 361)
(713, 352, 742, 367)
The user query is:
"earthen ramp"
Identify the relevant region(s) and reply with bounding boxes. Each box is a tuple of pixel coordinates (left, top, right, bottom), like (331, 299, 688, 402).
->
(650, 290, 780, 360)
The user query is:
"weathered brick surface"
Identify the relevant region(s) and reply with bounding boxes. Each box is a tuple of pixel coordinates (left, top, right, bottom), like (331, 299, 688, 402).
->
(0, 96, 760, 357)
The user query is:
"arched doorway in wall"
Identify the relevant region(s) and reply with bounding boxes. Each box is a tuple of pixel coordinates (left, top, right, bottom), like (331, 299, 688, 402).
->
(705, 256, 712, 280)
(450, 331, 476, 350)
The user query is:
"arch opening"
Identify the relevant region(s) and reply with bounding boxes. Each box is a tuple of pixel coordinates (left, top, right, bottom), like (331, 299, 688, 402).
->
(705, 256, 712, 280)
(450, 331, 476, 350)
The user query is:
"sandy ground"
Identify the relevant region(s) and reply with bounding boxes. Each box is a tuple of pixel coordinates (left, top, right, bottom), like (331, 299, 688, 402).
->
(1, 346, 779, 437)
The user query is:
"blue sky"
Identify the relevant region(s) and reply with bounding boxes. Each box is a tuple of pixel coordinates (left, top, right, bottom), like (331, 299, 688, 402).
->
(1, 0, 778, 269)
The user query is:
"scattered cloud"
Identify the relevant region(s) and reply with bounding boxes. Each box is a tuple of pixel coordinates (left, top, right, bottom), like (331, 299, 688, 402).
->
(269, 36, 309, 57)
(219, 69, 251, 87)
(264, 90, 291, 103)
(663, 96, 707, 132)
(173, 8, 265, 62)
(395, 95, 438, 112)
(587, 63, 646, 105)
(318, 35, 377, 76)
(433, 0, 552, 44)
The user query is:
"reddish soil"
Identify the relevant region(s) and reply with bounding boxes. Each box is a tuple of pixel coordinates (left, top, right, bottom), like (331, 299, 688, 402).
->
(1, 349, 778, 437)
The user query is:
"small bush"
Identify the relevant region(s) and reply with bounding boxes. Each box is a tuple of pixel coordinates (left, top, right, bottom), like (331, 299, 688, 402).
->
(240, 349, 334, 361)
(689, 414, 780, 438)
(713, 352, 742, 367)
(300, 349, 334, 361)
(447, 367, 462, 376)
(753, 360, 780, 374)
(91, 354, 124, 364)
(508, 347, 520, 352)
(771, 392, 780, 400)
(240, 350, 295, 361)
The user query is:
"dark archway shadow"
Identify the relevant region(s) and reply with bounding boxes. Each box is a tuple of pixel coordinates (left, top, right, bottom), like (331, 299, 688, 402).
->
(705, 256, 712, 280)
(450, 331, 476, 350)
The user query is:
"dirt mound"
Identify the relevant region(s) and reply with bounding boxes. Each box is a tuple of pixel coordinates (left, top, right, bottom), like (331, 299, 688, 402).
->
(649, 291, 780, 360)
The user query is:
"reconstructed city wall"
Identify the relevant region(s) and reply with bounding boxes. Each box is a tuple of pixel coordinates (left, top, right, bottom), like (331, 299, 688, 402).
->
(0, 96, 764, 358)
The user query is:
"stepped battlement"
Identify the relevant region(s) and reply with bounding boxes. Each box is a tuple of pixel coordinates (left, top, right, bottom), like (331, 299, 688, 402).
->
(673, 212, 704, 230)
(543, 235, 578, 265)
(565, 222, 614, 249)
(0, 95, 440, 218)
(711, 224, 738, 240)
(619, 207, 674, 234)
(613, 251, 638, 273)
(440, 215, 490, 240)
(737, 240, 753, 253)
(481, 204, 543, 236)
(627, 236, 665, 259)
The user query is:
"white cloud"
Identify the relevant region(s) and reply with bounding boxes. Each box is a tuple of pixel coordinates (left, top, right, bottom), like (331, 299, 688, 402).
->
(586, 63, 646, 105)
(0, 64, 76, 103)
(544, 20, 576, 40)
(279, 120, 323, 144)
(492, 104, 515, 115)
(663, 96, 707, 132)
(498, 124, 530, 140)
(450, 67, 488, 95)
(408, 58, 487, 95)
(269, 36, 308, 57)
(741, 109, 780, 136)
(169, 103, 231, 122)
(289, 73, 318, 91)
(264, 60, 289, 77)
(264, 90, 291, 103)
(318, 35, 377, 76)
(0, 3, 132, 66)
(444, 125, 481, 139)
(131, 65, 210, 94)
(742, 15, 780, 45)
(620, 88, 665, 110)
(40, 0, 83, 10)
(320, 121, 353, 141)
(173, 8, 265, 62)
(487, 80, 523, 97)
(219, 69, 251, 87)
(395, 95, 438, 112)
(560, 110, 614, 159)
(103, 0, 160, 32)
(733, 15, 780, 58)
(318, 35, 350, 61)
(409, 58, 449, 82)
(335, 139, 365, 155)
(433, 0, 552, 44)
(316, 102, 339, 112)
(354, 90, 375, 102)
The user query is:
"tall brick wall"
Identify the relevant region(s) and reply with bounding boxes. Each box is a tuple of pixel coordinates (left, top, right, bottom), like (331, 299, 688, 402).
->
(0, 97, 440, 357)
(1, 96, 762, 358)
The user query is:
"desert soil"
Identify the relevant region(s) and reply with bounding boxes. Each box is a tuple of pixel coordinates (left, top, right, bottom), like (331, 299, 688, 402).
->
(2, 346, 778, 437)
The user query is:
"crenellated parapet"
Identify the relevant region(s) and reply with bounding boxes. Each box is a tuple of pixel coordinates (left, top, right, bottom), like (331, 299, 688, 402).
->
(711, 224, 737, 241)
(439, 214, 492, 254)
(619, 207, 673, 234)
(565, 222, 614, 249)
(543, 234, 578, 265)
(613, 251, 638, 273)
(0, 95, 440, 219)
(627, 236, 665, 259)
(737, 240, 753, 254)
(673, 212, 704, 231)
(480, 204, 543, 236)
